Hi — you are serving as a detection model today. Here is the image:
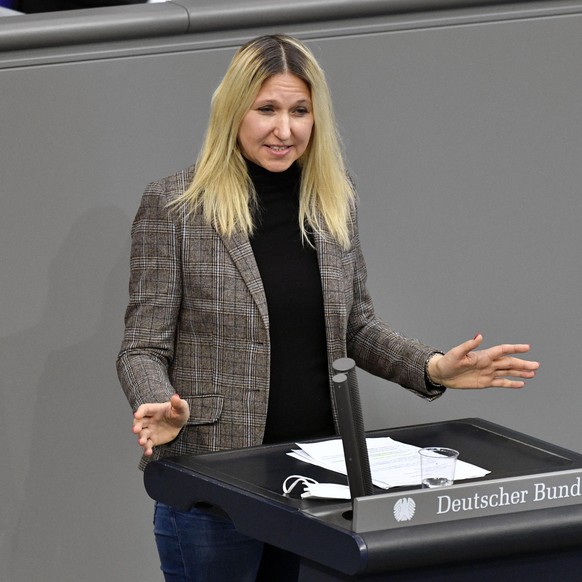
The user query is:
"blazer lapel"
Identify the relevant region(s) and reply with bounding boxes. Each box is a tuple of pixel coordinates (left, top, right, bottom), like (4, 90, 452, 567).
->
(220, 230, 270, 330)
(219, 225, 347, 352)
(314, 229, 347, 359)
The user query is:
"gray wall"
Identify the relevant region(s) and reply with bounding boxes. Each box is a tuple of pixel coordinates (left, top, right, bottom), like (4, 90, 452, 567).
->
(1, 1, 581, 580)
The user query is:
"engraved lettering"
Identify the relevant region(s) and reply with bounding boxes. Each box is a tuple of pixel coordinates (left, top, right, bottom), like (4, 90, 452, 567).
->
(534, 483, 546, 501)
(437, 495, 451, 514)
(436, 487, 529, 514)
(533, 477, 582, 502)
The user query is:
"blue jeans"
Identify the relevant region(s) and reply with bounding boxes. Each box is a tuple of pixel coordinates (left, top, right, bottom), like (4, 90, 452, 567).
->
(153, 502, 264, 581)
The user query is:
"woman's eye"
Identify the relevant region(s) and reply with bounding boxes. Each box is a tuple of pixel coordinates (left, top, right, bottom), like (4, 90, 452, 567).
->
(257, 106, 274, 114)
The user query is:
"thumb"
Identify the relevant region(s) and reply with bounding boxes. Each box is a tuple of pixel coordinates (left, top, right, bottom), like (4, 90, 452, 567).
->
(455, 333, 484, 358)
(470, 332, 483, 347)
(169, 394, 189, 420)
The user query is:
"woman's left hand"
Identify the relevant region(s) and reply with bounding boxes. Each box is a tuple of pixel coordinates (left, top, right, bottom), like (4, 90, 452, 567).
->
(427, 334, 540, 390)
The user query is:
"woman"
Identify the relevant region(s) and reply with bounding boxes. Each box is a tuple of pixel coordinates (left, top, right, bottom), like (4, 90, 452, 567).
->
(117, 34, 539, 581)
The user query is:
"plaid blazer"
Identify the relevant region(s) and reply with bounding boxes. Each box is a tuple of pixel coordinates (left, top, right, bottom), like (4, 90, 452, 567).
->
(116, 166, 443, 468)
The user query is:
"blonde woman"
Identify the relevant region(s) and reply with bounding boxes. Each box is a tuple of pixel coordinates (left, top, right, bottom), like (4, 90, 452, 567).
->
(117, 34, 539, 581)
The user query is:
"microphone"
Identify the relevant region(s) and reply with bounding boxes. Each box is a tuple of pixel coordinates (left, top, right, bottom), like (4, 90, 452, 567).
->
(332, 358, 374, 500)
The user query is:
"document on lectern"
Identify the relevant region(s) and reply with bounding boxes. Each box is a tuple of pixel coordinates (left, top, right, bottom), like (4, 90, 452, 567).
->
(288, 437, 490, 489)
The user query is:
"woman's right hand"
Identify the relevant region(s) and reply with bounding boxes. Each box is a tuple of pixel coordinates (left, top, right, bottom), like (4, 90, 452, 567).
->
(132, 394, 190, 457)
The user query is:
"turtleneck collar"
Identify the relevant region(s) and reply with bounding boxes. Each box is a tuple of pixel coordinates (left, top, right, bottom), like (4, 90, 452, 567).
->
(244, 157, 301, 191)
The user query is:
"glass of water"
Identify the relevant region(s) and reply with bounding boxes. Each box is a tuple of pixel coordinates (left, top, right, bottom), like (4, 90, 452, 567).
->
(419, 447, 459, 488)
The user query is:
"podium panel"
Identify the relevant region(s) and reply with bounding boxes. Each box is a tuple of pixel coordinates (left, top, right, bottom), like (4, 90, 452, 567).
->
(144, 419, 582, 580)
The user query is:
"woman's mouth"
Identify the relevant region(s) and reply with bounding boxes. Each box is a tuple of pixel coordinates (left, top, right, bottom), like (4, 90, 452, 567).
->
(267, 145, 291, 153)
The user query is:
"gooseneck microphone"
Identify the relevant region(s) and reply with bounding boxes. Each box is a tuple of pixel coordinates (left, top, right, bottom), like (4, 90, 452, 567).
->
(332, 358, 374, 500)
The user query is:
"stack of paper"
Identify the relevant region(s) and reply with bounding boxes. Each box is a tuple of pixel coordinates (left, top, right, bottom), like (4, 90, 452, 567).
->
(288, 437, 489, 489)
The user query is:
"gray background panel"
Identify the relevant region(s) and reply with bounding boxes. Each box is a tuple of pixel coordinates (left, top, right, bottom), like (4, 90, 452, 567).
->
(1, 2, 581, 580)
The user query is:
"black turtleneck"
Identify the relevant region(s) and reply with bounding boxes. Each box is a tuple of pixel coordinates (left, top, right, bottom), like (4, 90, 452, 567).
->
(246, 160, 334, 444)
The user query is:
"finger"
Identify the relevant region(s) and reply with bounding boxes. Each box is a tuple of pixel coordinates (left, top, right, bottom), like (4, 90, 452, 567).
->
(448, 333, 484, 360)
(133, 403, 148, 420)
(170, 393, 184, 411)
(494, 360, 538, 373)
(137, 428, 149, 443)
(464, 333, 484, 352)
(489, 343, 533, 359)
(170, 394, 189, 415)
(511, 367, 538, 377)
(133, 413, 152, 431)
(489, 368, 539, 387)
(135, 401, 165, 419)
(506, 357, 540, 369)
(140, 436, 154, 457)
(170, 394, 190, 425)
(490, 379, 526, 389)
(138, 431, 157, 456)
(132, 414, 146, 433)
(492, 355, 539, 370)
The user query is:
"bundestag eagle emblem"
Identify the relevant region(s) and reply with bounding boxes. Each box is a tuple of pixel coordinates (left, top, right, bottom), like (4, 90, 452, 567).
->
(393, 497, 416, 522)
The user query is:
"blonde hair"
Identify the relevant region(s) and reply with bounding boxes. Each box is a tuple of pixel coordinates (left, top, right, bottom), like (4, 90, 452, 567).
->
(173, 34, 355, 249)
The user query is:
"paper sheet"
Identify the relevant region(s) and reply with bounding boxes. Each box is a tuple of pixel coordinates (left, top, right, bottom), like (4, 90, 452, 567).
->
(288, 437, 489, 489)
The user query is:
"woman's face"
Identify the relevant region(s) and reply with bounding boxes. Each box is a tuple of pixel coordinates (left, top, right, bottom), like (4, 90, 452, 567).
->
(238, 72, 314, 172)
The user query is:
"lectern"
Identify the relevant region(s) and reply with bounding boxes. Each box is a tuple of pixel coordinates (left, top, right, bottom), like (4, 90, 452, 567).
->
(144, 419, 582, 580)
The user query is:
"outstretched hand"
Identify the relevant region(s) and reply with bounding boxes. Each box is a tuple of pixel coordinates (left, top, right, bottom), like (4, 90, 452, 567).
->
(132, 394, 190, 457)
(428, 334, 540, 390)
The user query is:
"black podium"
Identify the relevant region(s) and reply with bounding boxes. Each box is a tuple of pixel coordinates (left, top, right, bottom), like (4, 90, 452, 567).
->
(144, 419, 582, 580)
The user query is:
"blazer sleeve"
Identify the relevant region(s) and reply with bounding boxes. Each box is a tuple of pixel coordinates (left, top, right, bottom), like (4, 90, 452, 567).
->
(116, 177, 183, 411)
(345, 202, 445, 400)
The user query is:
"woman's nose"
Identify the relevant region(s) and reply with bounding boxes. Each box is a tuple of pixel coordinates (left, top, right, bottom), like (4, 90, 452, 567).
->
(273, 115, 291, 140)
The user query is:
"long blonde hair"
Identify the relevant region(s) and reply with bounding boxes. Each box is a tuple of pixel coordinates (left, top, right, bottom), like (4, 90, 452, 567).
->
(173, 34, 355, 249)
